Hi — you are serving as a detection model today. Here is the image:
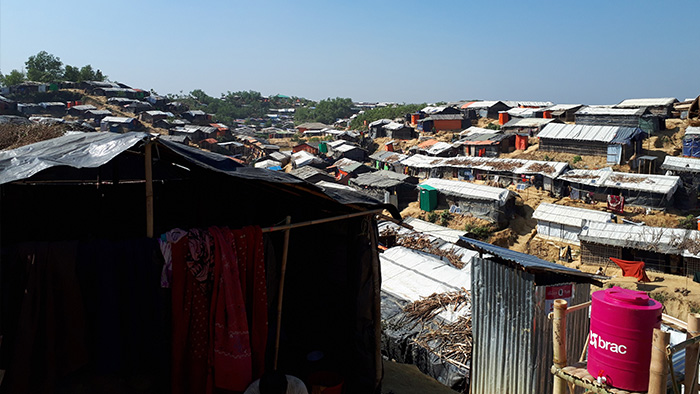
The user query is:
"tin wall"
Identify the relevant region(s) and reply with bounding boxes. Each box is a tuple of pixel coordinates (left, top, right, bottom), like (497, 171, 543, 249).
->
(471, 257, 590, 394)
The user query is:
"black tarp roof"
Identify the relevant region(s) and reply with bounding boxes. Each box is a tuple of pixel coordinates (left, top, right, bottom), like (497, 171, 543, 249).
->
(0, 131, 400, 218)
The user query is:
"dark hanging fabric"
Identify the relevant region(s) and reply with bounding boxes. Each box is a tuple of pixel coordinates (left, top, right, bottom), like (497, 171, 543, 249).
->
(1, 241, 88, 394)
(170, 226, 268, 394)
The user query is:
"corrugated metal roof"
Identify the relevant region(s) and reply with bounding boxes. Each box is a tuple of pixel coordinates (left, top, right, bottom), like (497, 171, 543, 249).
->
(425, 141, 453, 155)
(558, 167, 680, 195)
(400, 154, 569, 177)
(426, 114, 463, 120)
(579, 221, 700, 257)
(506, 107, 539, 118)
(502, 117, 556, 128)
(369, 151, 408, 163)
(532, 202, 614, 227)
(661, 155, 700, 173)
(537, 123, 641, 144)
(460, 237, 596, 278)
(420, 178, 514, 205)
(458, 126, 498, 136)
(70, 104, 97, 111)
(616, 98, 678, 108)
(575, 106, 646, 116)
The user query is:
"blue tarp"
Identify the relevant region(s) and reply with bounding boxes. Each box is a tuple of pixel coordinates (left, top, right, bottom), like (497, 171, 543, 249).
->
(683, 136, 700, 157)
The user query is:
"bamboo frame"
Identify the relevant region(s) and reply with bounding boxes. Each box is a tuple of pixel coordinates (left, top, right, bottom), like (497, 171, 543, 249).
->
(272, 216, 291, 371)
(552, 299, 568, 394)
(648, 328, 670, 394)
(145, 141, 154, 238)
(685, 313, 700, 393)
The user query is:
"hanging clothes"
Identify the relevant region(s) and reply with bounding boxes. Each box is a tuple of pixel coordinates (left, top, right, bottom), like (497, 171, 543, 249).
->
(607, 195, 625, 214)
(609, 258, 651, 282)
(209, 227, 252, 392)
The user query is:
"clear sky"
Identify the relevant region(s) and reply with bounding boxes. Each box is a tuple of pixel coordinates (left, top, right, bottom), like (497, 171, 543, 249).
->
(1, 0, 698, 105)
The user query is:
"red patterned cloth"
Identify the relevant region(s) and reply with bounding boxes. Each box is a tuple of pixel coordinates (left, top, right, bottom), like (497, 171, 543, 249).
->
(607, 195, 625, 214)
(609, 257, 651, 282)
(209, 227, 252, 392)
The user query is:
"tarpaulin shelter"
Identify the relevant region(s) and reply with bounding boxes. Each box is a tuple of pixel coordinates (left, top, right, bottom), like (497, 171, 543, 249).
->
(0, 131, 400, 394)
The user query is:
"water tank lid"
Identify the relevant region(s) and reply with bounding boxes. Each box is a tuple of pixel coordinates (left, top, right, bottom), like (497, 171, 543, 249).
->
(604, 286, 651, 306)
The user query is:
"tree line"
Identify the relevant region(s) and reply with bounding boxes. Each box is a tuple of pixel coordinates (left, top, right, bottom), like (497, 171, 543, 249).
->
(348, 103, 425, 129)
(0, 51, 107, 86)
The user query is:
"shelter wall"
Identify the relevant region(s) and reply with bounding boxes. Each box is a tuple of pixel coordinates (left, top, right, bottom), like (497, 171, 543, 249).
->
(536, 222, 581, 244)
(580, 241, 622, 267)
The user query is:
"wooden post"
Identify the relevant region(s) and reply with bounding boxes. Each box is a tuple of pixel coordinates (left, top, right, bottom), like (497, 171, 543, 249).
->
(273, 216, 292, 370)
(552, 299, 568, 394)
(145, 141, 154, 238)
(648, 328, 670, 394)
(685, 313, 700, 393)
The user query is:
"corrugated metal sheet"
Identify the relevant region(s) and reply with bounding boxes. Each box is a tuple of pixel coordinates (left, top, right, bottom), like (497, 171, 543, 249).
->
(463, 100, 504, 109)
(616, 98, 678, 108)
(472, 256, 591, 394)
(420, 178, 514, 205)
(425, 141, 453, 155)
(532, 202, 614, 227)
(538, 123, 641, 144)
(661, 155, 700, 173)
(403, 217, 467, 244)
(545, 104, 583, 112)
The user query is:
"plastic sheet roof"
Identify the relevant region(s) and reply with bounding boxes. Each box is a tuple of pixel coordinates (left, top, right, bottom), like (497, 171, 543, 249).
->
(545, 104, 583, 111)
(403, 217, 467, 244)
(420, 178, 514, 205)
(424, 141, 453, 155)
(462, 100, 505, 109)
(537, 123, 641, 144)
(0, 132, 149, 185)
(502, 117, 557, 128)
(579, 221, 700, 257)
(380, 246, 472, 322)
(558, 167, 680, 195)
(615, 98, 678, 108)
(400, 154, 569, 177)
(368, 118, 392, 128)
(661, 156, 700, 173)
(532, 202, 614, 227)
(685, 126, 700, 136)
(369, 151, 408, 163)
(349, 170, 411, 188)
(575, 106, 646, 116)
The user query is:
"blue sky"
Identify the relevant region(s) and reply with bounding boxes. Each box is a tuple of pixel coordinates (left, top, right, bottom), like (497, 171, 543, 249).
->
(1, 0, 698, 104)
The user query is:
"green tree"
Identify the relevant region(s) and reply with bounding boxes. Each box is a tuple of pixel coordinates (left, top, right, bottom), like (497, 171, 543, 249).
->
(0, 69, 26, 86)
(63, 65, 80, 82)
(78, 65, 106, 82)
(25, 51, 64, 82)
(294, 97, 353, 125)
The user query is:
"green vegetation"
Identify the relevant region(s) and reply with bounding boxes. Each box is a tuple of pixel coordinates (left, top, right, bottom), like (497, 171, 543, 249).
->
(439, 211, 452, 226)
(464, 222, 496, 240)
(349, 103, 425, 129)
(572, 155, 582, 164)
(1, 51, 107, 86)
(294, 97, 354, 125)
(649, 291, 671, 304)
(426, 211, 439, 223)
(485, 123, 501, 130)
(679, 214, 698, 230)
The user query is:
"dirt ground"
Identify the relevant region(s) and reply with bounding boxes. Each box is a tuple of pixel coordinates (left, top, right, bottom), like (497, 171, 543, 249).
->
(382, 360, 458, 394)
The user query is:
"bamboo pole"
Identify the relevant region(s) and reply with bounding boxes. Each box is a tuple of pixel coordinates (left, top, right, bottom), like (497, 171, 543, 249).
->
(648, 328, 670, 394)
(272, 216, 291, 371)
(261, 209, 384, 234)
(369, 218, 383, 391)
(552, 299, 568, 394)
(685, 313, 700, 393)
(145, 141, 154, 238)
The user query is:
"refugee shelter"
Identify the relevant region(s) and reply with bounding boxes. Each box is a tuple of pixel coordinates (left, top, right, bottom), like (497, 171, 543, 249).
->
(537, 123, 645, 164)
(0, 131, 400, 394)
(500, 117, 560, 135)
(682, 126, 700, 158)
(615, 97, 678, 118)
(462, 237, 596, 394)
(418, 178, 516, 227)
(555, 167, 681, 209)
(574, 106, 660, 133)
(100, 116, 140, 132)
(578, 221, 700, 275)
(661, 155, 700, 209)
(456, 127, 515, 157)
(369, 151, 409, 173)
(349, 170, 417, 210)
(533, 203, 615, 245)
(546, 104, 584, 122)
(461, 100, 510, 120)
(379, 246, 472, 392)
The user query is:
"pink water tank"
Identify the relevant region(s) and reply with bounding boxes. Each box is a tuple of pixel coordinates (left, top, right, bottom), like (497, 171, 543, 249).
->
(588, 286, 662, 391)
